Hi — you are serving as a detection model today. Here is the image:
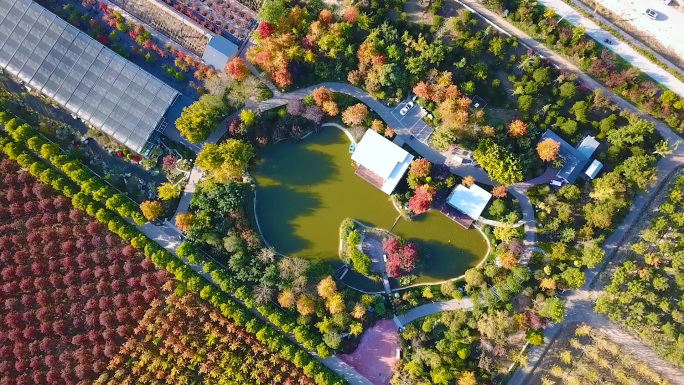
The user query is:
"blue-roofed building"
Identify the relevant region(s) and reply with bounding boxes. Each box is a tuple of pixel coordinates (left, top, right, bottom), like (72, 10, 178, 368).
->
(540, 130, 602, 184)
(201, 35, 238, 71)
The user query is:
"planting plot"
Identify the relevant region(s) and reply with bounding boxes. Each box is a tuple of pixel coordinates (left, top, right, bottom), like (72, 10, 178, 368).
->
(168, 0, 257, 42)
(42, 0, 214, 98)
(529, 323, 671, 385)
(100, 292, 314, 385)
(0, 157, 174, 384)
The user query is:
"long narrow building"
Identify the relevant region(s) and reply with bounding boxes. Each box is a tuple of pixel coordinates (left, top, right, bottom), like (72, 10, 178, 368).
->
(0, 0, 179, 155)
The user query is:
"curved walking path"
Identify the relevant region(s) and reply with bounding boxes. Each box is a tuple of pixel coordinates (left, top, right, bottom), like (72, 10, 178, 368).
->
(397, 297, 474, 325)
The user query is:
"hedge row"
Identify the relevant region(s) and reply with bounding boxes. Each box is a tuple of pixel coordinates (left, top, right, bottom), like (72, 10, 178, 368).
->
(176, 242, 330, 355)
(0, 131, 346, 385)
(0, 110, 146, 225)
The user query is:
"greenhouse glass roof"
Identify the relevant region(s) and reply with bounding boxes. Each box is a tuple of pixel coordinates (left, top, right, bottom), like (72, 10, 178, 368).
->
(0, 0, 179, 153)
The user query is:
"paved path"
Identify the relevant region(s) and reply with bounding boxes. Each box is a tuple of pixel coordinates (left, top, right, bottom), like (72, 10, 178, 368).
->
(396, 297, 473, 326)
(562, 0, 684, 76)
(536, 0, 684, 97)
(476, 217, 525, 227)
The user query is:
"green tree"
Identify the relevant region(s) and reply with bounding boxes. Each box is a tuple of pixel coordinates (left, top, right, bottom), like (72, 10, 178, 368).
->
(581, 242, 605, 268)
(558, 82, 576, 99)
(175, 94, 227, 143)
(196, 139, 254, 182)
(617, 154, 657, 190)
(157, 182, 181, 200)
(607, 114, 654, 149)
(240, 109, 256, 126)
(569, 101, 588, 123)
(540, 297, 564, 323)
(259, 0, 286, 23)
(517, 95, 533, 112)
(532, 67, 550, 85)
(560, 267, 585, 289)
(473, 139, 524, 185)
(559, 119, 578, 136)
(488, 199, 507, 219)
(526, 329, 544, 346)
(464, 268, 485, 288)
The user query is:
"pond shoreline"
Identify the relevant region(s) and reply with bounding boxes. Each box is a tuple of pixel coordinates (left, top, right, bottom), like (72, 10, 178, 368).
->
(251, 125, 490, 292)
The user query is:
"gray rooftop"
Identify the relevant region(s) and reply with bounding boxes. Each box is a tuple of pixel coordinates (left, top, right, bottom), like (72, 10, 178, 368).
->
(202, 35, 238, 70)
(0, 0, 179, 154)
(541, 130, 599, 184)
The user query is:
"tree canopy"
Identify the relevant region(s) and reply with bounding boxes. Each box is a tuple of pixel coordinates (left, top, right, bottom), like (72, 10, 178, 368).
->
(175, 95, 228, 143)
(473, 139, 524, 185)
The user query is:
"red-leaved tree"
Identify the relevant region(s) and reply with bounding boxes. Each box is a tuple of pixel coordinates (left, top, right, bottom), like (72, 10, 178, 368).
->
(408, 184, 436, 215)
(225, 57, 249, 81)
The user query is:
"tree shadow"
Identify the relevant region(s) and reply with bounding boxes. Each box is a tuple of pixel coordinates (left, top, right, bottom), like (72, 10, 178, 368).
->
(253, 131, 342, 187)
(254, 184, 323, 255)
(412, 239, 481, 281)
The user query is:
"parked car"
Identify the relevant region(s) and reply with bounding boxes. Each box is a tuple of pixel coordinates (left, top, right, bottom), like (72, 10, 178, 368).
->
(645, 8, 659, 20)
(399, 101, 415, 115)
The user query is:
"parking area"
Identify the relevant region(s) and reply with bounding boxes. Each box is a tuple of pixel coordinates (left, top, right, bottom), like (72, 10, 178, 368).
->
(390, 97, 434, 143)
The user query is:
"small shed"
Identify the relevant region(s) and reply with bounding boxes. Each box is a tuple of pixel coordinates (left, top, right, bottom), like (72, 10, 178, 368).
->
(584, 159, 603, 179)
(202, 35, 238, 70)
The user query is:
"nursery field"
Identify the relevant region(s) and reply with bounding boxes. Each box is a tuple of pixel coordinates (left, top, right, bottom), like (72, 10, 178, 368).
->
(0, 155, 318, 385)
(529, 323, 670, 385)
(0, 156, 173, 384)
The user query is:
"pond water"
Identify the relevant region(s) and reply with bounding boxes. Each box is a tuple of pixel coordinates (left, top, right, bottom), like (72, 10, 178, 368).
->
(252, 127, 488, 289)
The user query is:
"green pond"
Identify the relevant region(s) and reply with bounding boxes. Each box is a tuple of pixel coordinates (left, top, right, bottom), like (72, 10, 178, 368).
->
(252, 127, 488, 290)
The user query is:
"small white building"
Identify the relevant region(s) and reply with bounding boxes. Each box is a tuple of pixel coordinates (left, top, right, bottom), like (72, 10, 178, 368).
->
(351, 129, 414, 194)
(446, 184, 492, 220)
(584, 159, 603, 179)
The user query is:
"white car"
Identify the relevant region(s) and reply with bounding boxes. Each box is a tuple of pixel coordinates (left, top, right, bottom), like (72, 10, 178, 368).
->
(399, 101, 415, 115)
(645, 8, 658, 20)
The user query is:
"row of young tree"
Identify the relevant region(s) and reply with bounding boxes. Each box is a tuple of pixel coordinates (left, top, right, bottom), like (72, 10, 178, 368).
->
(0, 120, 346, 384)
(0, 157, 172, 385)
(0, 110, 147, 226)
(594, 174, 684, 366)
(99, 292, 317, 385)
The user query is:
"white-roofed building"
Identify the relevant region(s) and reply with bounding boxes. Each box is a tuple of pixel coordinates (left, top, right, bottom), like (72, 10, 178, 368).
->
(584, 159, 603, 179)
(351, 129, 413, 194)
(446, 184, 492, 220)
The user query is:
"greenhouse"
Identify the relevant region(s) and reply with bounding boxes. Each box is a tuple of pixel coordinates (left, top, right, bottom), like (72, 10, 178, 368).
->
(0, 0, 179, 154)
